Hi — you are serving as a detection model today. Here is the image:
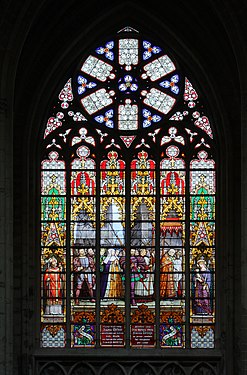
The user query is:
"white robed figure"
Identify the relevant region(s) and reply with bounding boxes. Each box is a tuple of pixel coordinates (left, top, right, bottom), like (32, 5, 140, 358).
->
(100, 248, 124, 299)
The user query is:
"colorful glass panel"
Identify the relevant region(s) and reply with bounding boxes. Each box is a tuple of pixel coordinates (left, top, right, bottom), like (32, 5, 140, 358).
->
(96, 40, 114, 61)
(41, 151, 66, 343)
(159, 146, 186, 347)
(130, 151, 156, 347)
(99, 151, 126, 347)
(40, 28, 216, 349)
(41, 325, 66, 347)
(190, 151, 215, 345)
(143, 40, 161, 60)
(160, 309, 185, 348)
(70, 146, 96, 347)
(190, 326, 214, 348)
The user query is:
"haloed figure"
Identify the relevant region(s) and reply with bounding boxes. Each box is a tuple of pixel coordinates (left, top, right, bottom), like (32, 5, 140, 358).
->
(135, 248, 154, 299)
(193, 257, 212, 315)
(43, 256, 64, 315)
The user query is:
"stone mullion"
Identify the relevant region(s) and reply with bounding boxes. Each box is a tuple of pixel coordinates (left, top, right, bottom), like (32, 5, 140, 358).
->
(185, 153, 191, 348)
(66, 154, 71, 347)
(125, 154, 131, 348)
(0, 94, 13, 374)
(95, 150, 101, 348)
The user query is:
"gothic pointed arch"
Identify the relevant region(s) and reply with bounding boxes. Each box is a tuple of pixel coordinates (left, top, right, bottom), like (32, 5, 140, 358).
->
(40, 26, 216, 352)
(190, 363, 216, 375)
(130, 362, 156, 375)
(39, 362, 66, 375)
(69, 362, 96, 375)
(160, 363, 185, 375)
(100, 362, 126, 375)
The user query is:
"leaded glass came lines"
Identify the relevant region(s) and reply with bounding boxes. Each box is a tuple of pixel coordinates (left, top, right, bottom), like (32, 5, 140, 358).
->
(40, 28, 216, 349)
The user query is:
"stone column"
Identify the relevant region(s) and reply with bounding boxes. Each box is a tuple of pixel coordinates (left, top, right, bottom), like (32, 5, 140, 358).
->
(0, 93, 13, 373)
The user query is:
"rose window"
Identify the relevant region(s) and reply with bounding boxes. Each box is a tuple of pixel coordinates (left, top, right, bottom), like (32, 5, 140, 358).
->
(76, 34, 180, 134)
(41, 27, 216, 350)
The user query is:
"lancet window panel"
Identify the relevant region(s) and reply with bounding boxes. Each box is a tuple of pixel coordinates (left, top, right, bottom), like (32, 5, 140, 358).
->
(40, 27, 216, 350)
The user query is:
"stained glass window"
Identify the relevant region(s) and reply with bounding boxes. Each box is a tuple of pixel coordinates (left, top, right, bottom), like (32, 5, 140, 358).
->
(40, 27, 216, 349)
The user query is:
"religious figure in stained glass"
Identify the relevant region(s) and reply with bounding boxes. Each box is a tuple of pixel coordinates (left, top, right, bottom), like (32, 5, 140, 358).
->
(73, 248, 95, 303)
(40, 27, 216, 349)
(100, 248, 124, 299)
(129, 248, 147, 306)
(134, 248, 155, 299)
(193, 258, 212, 315)
(43, 256, 64, 315)
(160, 248, 176, 299)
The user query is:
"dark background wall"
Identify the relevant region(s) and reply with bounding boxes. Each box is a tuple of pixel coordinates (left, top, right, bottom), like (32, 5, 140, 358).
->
(0, 0, 245, 373)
